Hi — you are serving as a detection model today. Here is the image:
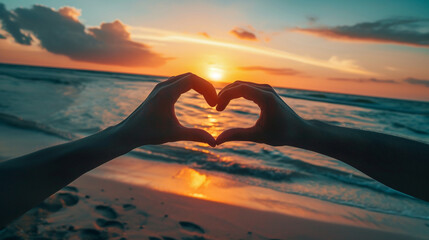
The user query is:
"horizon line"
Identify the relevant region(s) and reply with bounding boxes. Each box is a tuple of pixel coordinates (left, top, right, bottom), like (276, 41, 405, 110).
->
(0, 61, 426, 103)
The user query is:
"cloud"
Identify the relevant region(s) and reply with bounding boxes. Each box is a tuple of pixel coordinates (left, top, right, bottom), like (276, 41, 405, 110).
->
(230, 27, 257, 41)
(238, 66, 300, 76)
(306, 16, 319, 24)
(328, 77, 397, 84)
(198, 32, 210, 38)
(329, 77, 429, 87)
(57, 6, 81, 21)
(132, 27, 374, 75)
(328, 56, 369, 74)
(294, 18, 429, 48)
(404, 78, 429, 87)
(0, 4, 166, 67)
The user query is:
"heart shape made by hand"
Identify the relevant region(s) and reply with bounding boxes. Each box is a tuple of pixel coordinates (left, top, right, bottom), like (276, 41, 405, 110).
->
(137, 74, 302, 148)
(173, 78, 297, 147)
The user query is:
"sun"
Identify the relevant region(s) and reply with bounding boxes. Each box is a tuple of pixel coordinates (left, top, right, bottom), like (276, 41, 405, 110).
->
(207, 67, 224, 81)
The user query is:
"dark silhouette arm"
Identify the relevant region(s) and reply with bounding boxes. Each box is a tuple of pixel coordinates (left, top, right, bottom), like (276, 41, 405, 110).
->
(0, 73, 217, 227)
(216, 81, 429, 202)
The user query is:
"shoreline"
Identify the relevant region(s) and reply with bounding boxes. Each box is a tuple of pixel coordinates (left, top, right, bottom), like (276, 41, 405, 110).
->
(2, 173, 426, 240)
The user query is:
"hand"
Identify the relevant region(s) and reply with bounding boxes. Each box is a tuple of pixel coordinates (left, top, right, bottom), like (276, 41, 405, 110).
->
(216, 81, 309, 146)
(115, 73, 218, 148)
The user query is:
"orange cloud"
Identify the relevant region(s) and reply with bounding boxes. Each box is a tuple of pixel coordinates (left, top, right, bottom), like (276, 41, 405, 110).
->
(294, 18, 429, 48)
(58, 6, 81, 21)
(0, 4, 167, 67)
(132, 26, 374, 75)
(238, 66, 299, 76)
(230, 27, 257, 41)
(198, 32, 210, 38)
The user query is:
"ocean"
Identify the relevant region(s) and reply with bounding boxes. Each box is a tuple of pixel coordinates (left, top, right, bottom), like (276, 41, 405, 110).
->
(1, 63, 429, 226)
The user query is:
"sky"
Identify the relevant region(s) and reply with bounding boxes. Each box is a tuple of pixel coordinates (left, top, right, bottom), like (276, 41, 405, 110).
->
(0, 0, 428, 100)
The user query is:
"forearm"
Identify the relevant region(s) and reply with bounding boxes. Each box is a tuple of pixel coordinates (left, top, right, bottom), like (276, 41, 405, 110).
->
(0, 124, 133, 226)
(297, 120, 429, 201)
(0, 73, 217, 227)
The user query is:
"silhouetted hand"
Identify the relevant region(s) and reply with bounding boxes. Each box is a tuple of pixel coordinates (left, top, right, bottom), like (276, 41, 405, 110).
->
(216, 81, 308, 146)
(116, 72, 217, 147)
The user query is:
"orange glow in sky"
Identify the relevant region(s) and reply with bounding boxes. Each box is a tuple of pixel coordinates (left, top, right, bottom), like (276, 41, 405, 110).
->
(207, 66, 224, 81)
(0, 1, 428, 100)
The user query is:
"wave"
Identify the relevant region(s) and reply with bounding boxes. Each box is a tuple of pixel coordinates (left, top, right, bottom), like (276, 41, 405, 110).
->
(130, 145, 411, 200)
(0, 112, 76, 140)
(277, 91, 429, 115)
(277, 158, 407, 197)
(0, 64, 165, 85)
(277, 186, 429, 220)
(392, 122, 428, 135)
(129, 145, 429, 219)
(114, 74, 164, 83)
(130, 146, 306, 182)
(0, 71, 82, 86)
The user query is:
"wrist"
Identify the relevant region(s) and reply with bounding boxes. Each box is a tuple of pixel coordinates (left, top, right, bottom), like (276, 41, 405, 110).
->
(103, 123, 139, 153)
(295, 119, 334, 151)
(287, 119, 320, 149)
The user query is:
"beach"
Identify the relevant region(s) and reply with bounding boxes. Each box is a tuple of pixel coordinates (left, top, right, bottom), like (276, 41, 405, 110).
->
(1, 64, 429, 239)
(3, 173, 426, 240)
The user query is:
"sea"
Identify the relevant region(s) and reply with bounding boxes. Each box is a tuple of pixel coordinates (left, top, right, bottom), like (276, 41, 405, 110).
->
(1, 63, 429, 232)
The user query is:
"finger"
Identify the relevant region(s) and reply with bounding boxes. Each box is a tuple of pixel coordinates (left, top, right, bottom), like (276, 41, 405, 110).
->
(217, 83, 271, 111)
(218, 81, 273, 96)
(216, 127, 258, 145)
(159, 72, 192, 86)
(179, 127, 216, 147)
(169, 73, 218, 107)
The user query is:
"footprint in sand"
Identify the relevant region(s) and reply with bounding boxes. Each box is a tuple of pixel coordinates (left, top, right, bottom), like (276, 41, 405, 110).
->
(62, 185, 79, 192)
(57, 193, 79, 206)
(179, 221, 205, 234)
(122, 203, 136, 211)
(95, 205, 118, 219)
(38, 192, 79, 212)
(96, 218, 124, 230)
(78, 228, 107, 240)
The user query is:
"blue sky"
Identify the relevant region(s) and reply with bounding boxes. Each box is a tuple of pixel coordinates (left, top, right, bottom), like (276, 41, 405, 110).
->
(3, 0, 429, 28)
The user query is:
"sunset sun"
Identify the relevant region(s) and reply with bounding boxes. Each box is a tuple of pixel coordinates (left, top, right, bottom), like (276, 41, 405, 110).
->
(207, 67, 224, 81)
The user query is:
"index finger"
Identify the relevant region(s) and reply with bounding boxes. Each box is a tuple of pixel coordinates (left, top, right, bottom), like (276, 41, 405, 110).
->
(168, 73, 218, 107)
(217, 83, 270, 111)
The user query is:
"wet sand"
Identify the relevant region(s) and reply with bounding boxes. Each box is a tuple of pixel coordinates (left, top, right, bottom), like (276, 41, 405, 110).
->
(1, 174, 424, 240)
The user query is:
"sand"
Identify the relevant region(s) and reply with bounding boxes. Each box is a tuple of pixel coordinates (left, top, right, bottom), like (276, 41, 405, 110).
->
(1, 174, 426, 240)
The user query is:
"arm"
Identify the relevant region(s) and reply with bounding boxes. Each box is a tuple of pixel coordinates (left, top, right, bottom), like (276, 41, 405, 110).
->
(0, 73, 217, 227)
(216, 81, 429, 202)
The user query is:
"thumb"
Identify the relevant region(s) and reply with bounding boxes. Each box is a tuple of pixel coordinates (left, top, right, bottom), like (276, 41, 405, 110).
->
(216, 127, 257, 145)
(179, 127, 216, 147)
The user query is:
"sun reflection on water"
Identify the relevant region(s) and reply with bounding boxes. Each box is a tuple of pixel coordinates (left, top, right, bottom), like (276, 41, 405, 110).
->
(205, 114, 221, 138)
